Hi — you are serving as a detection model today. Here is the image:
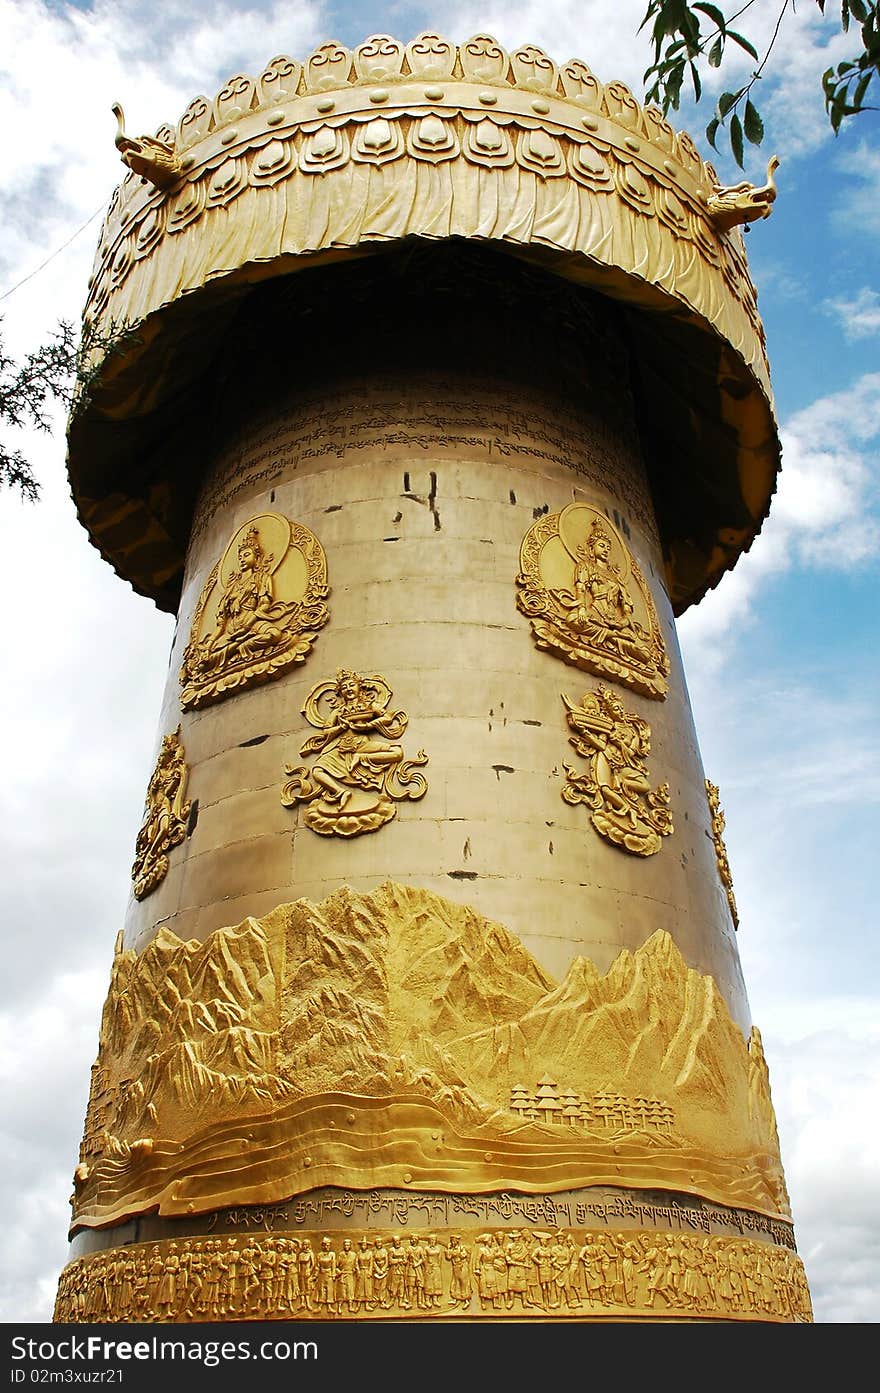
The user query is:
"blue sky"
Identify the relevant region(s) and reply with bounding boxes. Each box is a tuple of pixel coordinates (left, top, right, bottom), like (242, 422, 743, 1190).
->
(0, 0, 877, 1323)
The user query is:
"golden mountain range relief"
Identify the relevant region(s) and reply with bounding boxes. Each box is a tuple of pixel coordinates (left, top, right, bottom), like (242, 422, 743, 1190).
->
(73, 884, 789, 1230)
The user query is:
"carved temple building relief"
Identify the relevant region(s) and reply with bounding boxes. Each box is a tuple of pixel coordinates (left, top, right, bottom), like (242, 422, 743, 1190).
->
(517, 504, 669, 699)
(510, 1081, 676, 1134)
(130, 729, 192, 900)
(281, 671, 429, 836)
(706, 779, 739, 929)
(562, 686, 673, 856)
(180, 512, 329, 710)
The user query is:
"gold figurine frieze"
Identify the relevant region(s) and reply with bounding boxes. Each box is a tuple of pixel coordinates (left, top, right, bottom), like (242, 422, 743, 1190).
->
(562, 687, 673, 855)
(180, 512, 329, 710)
(54, 1225, 811, 1322)
(131, 729, 192, 900)
(517, 504, 669, 699)
(281, 672, 428, 836)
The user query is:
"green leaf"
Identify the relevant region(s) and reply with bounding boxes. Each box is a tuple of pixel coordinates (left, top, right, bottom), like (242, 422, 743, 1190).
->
(709, 36, 723, 66)
(693, 2, 728, 30)
(667, 66, 685, 108)
(744, 98, 764, 144)
(718, 89, 739, 116)
(853, 70, 872, 107)
(690, 60, 703, 100)
(681, 10, 702, 50)
(727, 30, 760, 60)
(730, 112, 744, 166)
(706, 116, 721, 148)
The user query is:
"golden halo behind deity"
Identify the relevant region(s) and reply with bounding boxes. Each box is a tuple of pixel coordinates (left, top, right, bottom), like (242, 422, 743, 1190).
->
(220, 512, 291, 590)
(557, 502, 629, 577)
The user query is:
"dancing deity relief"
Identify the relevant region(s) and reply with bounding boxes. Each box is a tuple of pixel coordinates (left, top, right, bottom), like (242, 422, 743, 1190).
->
(131, 729, 192, 899)
(706, 780, 739, 929)
(517, 504, 669, 699)
(180, 512, 329, 710)
(562, 687, 673, 856)
(281, 671, 429, 836)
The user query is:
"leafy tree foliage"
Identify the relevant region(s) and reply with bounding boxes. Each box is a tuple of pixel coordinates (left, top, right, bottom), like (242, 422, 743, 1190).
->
(641, 1, 879, 165)
(0, 319, 132, 500)
(0, 320, 77, 501)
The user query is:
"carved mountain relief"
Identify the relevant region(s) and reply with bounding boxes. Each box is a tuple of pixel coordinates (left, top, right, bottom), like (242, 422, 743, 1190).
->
(74, 883, 789, 1228)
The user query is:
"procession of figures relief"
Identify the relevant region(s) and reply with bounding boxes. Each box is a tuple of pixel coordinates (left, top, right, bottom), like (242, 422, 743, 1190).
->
(55, 1227, 811, 1323)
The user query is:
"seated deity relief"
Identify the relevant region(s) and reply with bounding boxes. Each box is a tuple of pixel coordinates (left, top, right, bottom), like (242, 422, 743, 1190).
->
(517, 504, 669, 700)
(562, 686, 673, 857)
(131, 729, 192, 900)
(281, 670, 429, 836)
(180, 512, 329, 710)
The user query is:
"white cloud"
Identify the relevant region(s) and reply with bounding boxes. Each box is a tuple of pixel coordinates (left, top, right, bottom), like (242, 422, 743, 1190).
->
(763, 1026, 880, 1323)
(0, 0, 329, 345)
(825, 286, 880, 339)
(0, 962, 111, 1322)
(678, 372, 880, 660)
(834, 140, 880, 237)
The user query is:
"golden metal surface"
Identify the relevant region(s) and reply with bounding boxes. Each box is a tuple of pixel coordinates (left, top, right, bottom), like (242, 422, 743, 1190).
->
(180, 512, 329, 710)
(68, 33, 781, 615)
(517, 504, 669, 698)
(280, 673, 429, 836)
(706, 779, 739, 929)
(54, 1226, 811, 1322)
(115, 365, 752, 1033)
(71, 884, 788, 1231)
(112, 104, 181, 188)
(87, 34, 769, 385)
(130, 729, 191, 900)
(706, 156, 780, 232)
(562, 688, 673, 855)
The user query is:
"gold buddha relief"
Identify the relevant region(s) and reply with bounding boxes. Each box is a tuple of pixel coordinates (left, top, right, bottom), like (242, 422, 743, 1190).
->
(180, 512, 329, 710)
(517, 504, 669, 699)
(281, 671, 429, 836)
(562, 686, 673, 856)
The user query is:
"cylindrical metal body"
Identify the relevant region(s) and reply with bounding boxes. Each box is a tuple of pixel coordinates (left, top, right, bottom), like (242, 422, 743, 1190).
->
(55, 34, 810, 1323)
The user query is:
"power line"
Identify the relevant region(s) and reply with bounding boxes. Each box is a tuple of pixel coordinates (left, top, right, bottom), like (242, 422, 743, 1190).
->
(0, 196, 112, 303)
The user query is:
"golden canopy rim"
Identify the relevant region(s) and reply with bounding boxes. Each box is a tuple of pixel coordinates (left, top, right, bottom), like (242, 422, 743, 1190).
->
(68, 32, 782, 615)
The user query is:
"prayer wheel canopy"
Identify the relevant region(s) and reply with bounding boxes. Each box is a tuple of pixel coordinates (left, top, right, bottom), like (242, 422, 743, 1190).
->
(69, 32, 781, 616)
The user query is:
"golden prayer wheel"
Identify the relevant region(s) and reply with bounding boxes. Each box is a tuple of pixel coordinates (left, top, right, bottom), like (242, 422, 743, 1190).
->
(55, 32, 810, 1324)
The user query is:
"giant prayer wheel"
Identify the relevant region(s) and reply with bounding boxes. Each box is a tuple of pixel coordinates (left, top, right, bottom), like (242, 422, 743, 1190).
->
(54, 32, 811, 1323)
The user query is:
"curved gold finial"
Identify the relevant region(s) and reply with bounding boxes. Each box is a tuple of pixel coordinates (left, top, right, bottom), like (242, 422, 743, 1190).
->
(110, 100, 181, 188)
(705, 154, 780, 232)
(111, 102, 127, 148)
